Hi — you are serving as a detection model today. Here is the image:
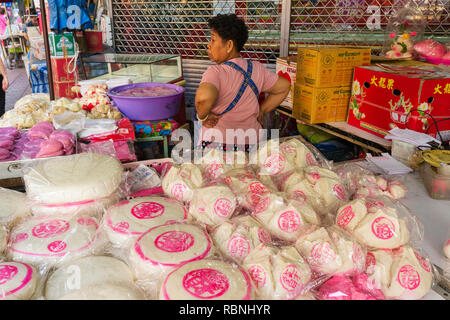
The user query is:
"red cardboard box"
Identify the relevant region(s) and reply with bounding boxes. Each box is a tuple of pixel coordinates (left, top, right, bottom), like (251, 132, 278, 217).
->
(54, 81, 77, 99)
(347, 64, 450, 141)
(51, 57, 78, 82)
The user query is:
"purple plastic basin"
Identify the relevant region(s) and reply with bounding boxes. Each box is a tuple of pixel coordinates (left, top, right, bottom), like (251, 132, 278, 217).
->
(107, 82, 185, 121)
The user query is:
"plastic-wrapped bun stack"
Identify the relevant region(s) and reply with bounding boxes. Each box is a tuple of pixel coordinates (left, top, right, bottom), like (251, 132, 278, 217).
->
(23, 152, 124, 217)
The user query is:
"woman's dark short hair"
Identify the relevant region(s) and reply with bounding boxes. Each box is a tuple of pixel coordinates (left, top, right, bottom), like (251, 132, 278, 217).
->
(208, 14, 248, 52)
(0, 8, 5, 15)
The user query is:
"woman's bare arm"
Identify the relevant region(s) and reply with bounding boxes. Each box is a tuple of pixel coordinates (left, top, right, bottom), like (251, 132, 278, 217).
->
(258, 76, 290, 121)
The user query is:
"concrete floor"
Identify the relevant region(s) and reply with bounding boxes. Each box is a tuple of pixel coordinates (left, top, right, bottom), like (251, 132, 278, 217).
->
(5, 67, 32, 112)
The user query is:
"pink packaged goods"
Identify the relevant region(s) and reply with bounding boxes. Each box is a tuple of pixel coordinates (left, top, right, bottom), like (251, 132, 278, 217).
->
(316, 273, 385, 300)
(117, 85, 177, 97)
(0, 122, 75, 161)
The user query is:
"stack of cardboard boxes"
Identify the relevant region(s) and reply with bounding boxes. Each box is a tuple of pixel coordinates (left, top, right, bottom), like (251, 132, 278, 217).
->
(277, 46, 371, 124)
(49, 32, 79, 99)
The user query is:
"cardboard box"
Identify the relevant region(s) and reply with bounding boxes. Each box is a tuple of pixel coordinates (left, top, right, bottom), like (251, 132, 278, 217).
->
(293, 83, 352, 124)
(50, 57, 78, 82)
(54, 81, 77, 99)
(276, 56, 297, 109)
(296, 46, 371, 88)
(48, 32, 76, 57)
(347, 64, 450, 141)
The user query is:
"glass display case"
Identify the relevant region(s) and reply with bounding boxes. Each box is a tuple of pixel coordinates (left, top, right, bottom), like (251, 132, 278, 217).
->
(80, 53, 183, 84)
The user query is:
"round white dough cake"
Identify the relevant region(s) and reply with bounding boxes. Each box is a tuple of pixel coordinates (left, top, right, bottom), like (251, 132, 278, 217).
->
(24, 153, 123, 205)
(162, 163, 203, 203)
(336, 199, 410, 249)
(0, 261, 38, 300)
(242, 244, 312, 300)
(188, 184, 237, 226)
(105, 196, 188, 246)
(31, 189, 122, 217)
(129, 222, 213, 281)
(211, 215, 272, 263)
(366, 246, 433, 300)
(45, 255, 135, 300)
(8, 215, 100, 266)
(0, 188, 31, 226)
(58, 283, 145, 300)
(160, 259, 253, 300)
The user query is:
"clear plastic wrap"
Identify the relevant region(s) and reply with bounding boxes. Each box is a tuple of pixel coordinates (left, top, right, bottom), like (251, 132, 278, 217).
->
(161, 163, 204, 203)
(335, 196, 423, 249)
(241, 243, 313, 300)
(126, 164, 162, 195)
(383, 7, 424, 59)
(295, 226, 366, 277)
(159, 258, 254, 300)
(0, 226, 7, 256)
(222, 167, 276, 211)
(7, 214, 106, 268)
(250, 137, 326, 177)
(251, 193, 321, 243)
(128, 221, 215, 298)
(56, 283, 145, 300)
(0, 261, 39, 300)
(29, 189, 123, 218)
(188, 182, 238, 227)
(0, 94, 52, 129)
(0, 188, 32, 227)
(210, 215, 272, 264)
(444, 235, 450, 261)
(23, 152, 125, 206)
(280, 166, 349, 220)
(103, 196, 188, 248)
(364, 245, 436, 300)
(335, 162, 408, 200)
(197, 148, 248, 182)
(44, 255, 145, 300)
(414, 39, 447, 59)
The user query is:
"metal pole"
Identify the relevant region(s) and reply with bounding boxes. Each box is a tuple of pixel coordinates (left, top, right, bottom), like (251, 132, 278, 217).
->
(39, 0, 54, 100)
(279, 0, 291, 57)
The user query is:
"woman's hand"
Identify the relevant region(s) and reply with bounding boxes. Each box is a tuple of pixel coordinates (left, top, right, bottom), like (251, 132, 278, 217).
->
(2, 77, 8, 91)
(202, 113, 221, 128)
(257, 110, 265, 128)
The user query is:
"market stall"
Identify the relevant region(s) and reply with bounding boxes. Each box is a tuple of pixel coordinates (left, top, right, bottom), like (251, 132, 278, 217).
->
(0, 0, 449, 303)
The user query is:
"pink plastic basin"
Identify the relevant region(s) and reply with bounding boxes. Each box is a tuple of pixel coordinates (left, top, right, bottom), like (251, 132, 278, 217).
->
(107, 82, 185, 121)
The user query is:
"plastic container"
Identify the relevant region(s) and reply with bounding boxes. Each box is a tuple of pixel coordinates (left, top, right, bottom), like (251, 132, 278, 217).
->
(421, 162, 450, 200)
(107, 83, 185, 121)
(391, 139, 416, 165)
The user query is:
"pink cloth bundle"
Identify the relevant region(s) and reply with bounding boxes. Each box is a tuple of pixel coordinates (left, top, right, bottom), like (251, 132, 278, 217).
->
(316, 274, 386, 300)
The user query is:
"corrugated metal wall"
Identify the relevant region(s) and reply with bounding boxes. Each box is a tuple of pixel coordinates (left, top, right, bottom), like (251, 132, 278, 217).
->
(110, 0, 450, 109)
